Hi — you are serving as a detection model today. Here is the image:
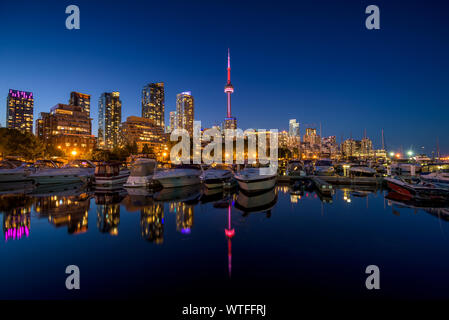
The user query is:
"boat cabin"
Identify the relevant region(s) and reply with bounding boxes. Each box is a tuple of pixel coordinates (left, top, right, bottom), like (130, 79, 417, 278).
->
(95, 162, 121, 177)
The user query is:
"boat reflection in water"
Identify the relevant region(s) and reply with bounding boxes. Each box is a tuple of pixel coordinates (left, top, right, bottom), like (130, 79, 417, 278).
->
(386, 190, 449, 221)
(95, 190, 127, 236)
(234, 187, 277, 217)
(33, 183, 91, 235)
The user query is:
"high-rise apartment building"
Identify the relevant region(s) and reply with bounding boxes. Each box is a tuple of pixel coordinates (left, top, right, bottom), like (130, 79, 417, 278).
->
(142, 83, 165, 128)
(176, 91, 194, 136)
(289, 119, 300, 137)
(168, 111, 177, 133)
(69, 92, 91, 116)
(6, 89, 34, 134)
(98, 92, 122, 150)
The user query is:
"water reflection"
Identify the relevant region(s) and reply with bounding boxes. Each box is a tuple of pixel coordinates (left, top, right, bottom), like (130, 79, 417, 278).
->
(141, 202, 164, 243)
(33, 183, 91, 234)
(1, 182, 449, 245)
(235, 188, 277, 217)
(95, 190, 126, 236)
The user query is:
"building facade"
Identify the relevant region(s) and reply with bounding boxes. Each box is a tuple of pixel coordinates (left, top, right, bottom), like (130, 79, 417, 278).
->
(36, 104, 95, 157)
(289, 119, 300, 137)
(6, 89, 34, 134)
(69, 92, 91, 116)
(142, 83, 165, 128)
(120, 116, 166, 156)
(176, 91, 194, 136)
(167, 111, 177, 133)
(98, 92, 122, 150)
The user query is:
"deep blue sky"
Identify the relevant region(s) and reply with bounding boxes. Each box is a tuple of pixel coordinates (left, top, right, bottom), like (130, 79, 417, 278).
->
(1, 0, 448, 154)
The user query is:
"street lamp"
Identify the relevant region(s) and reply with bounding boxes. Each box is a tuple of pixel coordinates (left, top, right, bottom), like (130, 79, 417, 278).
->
(407, 150, 413, 157)
(389, 151, 395, 157)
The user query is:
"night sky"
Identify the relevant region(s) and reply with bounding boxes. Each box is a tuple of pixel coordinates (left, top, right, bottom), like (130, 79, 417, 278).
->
(1, 0, 448, 154)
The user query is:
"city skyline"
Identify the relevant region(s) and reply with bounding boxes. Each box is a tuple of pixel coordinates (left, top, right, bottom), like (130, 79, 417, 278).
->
(1, 0, 449, 154)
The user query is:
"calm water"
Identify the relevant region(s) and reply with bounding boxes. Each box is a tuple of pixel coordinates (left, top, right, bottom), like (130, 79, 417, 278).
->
(1, 182, 449, 300)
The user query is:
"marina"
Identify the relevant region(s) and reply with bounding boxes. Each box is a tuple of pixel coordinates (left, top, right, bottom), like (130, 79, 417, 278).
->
(1, 178, 449, 300)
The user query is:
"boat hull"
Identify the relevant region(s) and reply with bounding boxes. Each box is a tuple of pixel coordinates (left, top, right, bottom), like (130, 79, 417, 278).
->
(235, 175, 277, 193)
(156, 175, 201, 188)
(95, 173, 130, 189)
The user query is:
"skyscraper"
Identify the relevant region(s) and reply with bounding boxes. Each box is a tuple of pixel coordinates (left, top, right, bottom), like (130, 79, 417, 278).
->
(176, 91, 194, 136)
(142, 82, 165, 128)
(98, 92, 122, 150)
(223, 49, 237, 130)
(168, 111, 177, 133)
(289, 119, 300, 137)
(6, 89, 34, 134)
(69, 92, 91, 116)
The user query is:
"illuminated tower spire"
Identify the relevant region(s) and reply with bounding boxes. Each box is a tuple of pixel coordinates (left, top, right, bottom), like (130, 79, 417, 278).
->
(224, 48, 237, 129)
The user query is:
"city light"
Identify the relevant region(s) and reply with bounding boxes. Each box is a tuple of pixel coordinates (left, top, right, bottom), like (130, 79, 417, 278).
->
(407, 150, 413, 156)
(71, 150, 77, 156)
(389, 151, 395, 157)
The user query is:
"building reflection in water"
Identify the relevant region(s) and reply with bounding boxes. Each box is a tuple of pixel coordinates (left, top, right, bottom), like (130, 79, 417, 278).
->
(33, 187, 91, 235)
(95, 191, 126, 236)
(0, 194, 33, 242)
(140, 203, 164, 244)
(169, 202, 194, 234)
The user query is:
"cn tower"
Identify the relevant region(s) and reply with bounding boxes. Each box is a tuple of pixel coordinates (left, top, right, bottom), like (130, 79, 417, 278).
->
(223, 48, 237, 129)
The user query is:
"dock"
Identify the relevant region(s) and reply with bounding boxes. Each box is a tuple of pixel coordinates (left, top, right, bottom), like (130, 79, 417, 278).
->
(277, 174, 383, 186)
(309, 177, 333, 196)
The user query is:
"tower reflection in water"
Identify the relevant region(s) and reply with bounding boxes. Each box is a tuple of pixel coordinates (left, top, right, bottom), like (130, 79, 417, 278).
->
(1, 194, 32, 242)
(141, 203, 164, 244)
(225, 204, 235, 278)
(95, 191, 126, 236)
(33, 184, 91, 235)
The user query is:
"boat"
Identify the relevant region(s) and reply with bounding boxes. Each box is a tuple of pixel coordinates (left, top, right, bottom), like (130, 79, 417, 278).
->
(314, 159, 334, 176)
(29, 160, 92, 185)
(384, 176, 449, 202)
(390, 160, 421, 174)
(203, 164, 234, 189)
(153, 164, 202, 188)
(285, 160, 306, 179)
(94, 162, 130, 190)
(124, 158, 157, 188)
(349, 165, 377, 177)
(0, 160, 31, 183)
(420, 171, 449, 187)
(234, 166, 277, 193)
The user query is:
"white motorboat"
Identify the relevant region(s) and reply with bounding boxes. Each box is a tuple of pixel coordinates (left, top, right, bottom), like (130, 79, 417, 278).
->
(314, 159, 335, 176)
(124, 158, 157, 188)
(0, 160, 30, 183)
(203, 164, 234, 189)
(349, 165, 377, 177)
(95, 162, 130, 190)
(234, 167, 277, 193)
(29, 160, 91, 185)
(421, 171, 449, 187)
(153, 164, 202, 188)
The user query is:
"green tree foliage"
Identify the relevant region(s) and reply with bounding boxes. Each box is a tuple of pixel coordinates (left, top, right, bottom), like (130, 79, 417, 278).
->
(0, 128, 45, 160)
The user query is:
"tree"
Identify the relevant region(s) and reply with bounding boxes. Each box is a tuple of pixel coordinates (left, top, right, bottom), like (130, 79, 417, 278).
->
(0, 128, 45, 161)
